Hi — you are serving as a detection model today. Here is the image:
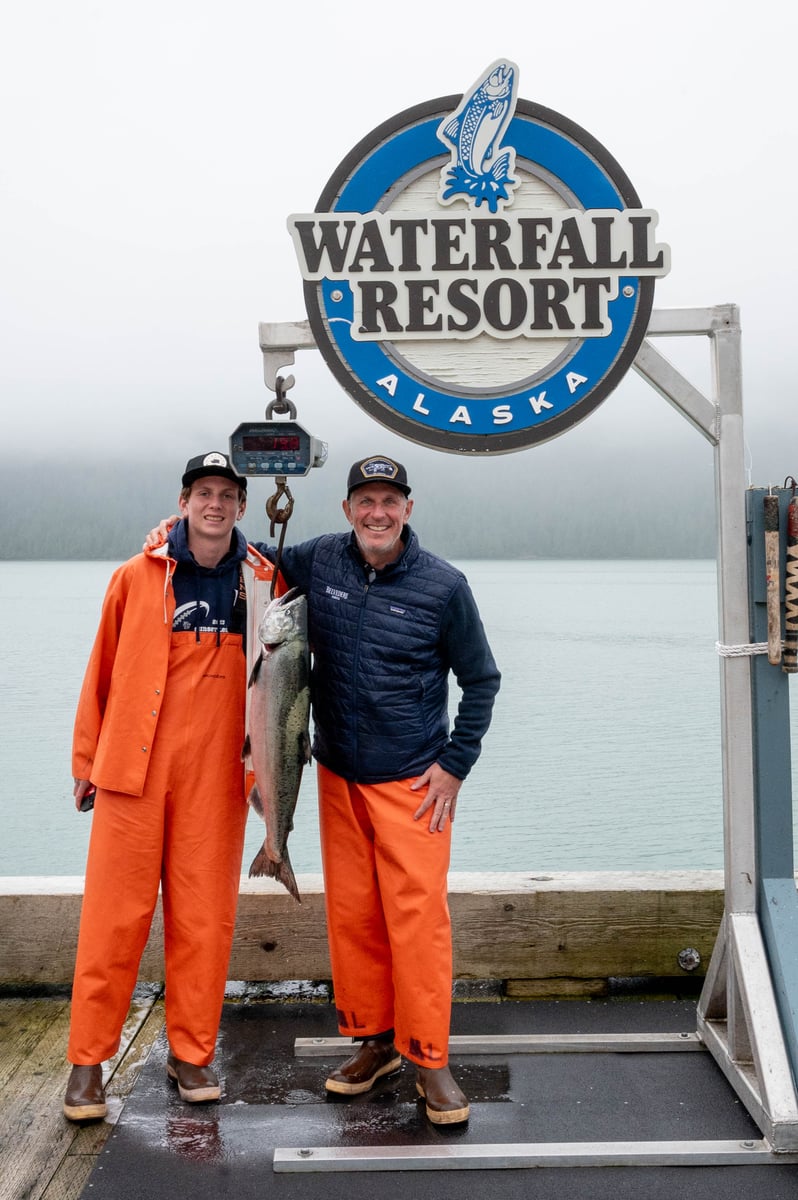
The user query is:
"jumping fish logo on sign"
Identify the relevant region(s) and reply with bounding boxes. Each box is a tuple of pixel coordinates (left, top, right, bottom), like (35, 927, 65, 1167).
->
(437, 61, 519, 212)
(288, 58, 670, 454)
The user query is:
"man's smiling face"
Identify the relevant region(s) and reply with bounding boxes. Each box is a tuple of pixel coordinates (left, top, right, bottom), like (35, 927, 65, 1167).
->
(179, 476, 245, 544)
(343, 482, 413, 569)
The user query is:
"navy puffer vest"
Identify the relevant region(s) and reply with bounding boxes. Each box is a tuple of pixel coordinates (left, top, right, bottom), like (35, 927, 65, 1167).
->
(286, 529, 464, 783)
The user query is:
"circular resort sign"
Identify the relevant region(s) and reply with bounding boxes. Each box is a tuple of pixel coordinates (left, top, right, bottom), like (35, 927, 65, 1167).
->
(288, 60, 670, 454)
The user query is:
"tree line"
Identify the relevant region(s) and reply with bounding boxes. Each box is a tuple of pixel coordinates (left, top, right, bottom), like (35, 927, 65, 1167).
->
(2, 451, 716, 561)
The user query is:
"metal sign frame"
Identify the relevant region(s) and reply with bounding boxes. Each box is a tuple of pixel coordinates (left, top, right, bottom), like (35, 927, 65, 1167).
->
(260, 304, 798, 1167)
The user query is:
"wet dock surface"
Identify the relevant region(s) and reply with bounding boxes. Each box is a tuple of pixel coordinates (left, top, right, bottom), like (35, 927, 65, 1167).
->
(82, 996, 798, 1199)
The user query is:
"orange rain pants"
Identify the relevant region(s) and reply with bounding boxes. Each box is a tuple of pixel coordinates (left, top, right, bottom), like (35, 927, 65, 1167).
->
(67, 633, 248, 1067)
(318, 763, 453, 1068)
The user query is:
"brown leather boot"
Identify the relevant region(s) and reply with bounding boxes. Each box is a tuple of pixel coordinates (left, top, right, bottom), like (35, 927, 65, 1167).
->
(166, 1052, 221, 1102)
(415, 1064, 470, 1124)
(63, 1063, 107, 1122)
(325, 1038, 402, 1095)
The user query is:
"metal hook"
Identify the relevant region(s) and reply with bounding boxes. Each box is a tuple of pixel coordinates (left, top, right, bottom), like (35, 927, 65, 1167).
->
(266, 477, 295, 535)
(784, 476, 798, 497)
(266, 476, 294, 600)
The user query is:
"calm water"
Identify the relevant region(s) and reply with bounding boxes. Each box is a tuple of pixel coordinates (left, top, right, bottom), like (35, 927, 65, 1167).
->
(2, 558, 793, 877)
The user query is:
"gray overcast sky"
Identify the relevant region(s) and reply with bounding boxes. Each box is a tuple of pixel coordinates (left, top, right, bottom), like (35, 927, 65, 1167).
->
(2, 0, 796, 483)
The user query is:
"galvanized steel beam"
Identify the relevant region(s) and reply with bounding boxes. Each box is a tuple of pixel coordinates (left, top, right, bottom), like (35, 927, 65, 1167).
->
(294, 1032, 703, 1056)
(274, 1139, 798, 1171)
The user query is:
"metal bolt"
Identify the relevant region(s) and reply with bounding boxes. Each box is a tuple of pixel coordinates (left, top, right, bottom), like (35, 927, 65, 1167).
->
(298, 1148, 313, 1158)
(622, 285, 635, 298)
(677, 947, 701, 972)
(330, 290, 343, 302)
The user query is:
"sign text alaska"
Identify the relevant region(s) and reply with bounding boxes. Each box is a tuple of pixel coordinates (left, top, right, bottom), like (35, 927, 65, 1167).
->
(288, 60, 671, 453)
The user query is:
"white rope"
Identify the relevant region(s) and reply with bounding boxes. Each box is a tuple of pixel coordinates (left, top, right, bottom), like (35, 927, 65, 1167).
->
(715, 641, 769, 657)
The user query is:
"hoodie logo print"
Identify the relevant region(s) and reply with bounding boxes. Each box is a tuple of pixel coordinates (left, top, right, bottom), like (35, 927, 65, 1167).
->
(173, 600, 210, 630)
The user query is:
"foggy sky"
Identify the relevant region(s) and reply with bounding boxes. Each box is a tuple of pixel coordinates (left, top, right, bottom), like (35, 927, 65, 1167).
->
(2, 0, 796, 495)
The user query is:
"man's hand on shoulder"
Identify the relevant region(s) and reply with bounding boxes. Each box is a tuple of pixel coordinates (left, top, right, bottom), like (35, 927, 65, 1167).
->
(143, 516, 179, 550)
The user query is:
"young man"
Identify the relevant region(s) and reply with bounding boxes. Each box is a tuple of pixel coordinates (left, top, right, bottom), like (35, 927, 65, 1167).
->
(64, 452, 275, 1121)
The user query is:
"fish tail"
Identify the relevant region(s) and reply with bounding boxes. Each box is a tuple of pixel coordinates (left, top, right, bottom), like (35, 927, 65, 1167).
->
(271, 848, 301, 904)
(248, 844, 302, 904)
(248, 844, 271, 876)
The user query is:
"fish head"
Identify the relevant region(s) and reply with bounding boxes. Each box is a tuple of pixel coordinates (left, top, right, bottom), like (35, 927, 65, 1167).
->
(258, 587, 307, 648)
(483, 62, 514, 101)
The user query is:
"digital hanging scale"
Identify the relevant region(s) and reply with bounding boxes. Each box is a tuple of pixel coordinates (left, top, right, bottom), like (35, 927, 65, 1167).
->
(229, 420, 327, 478)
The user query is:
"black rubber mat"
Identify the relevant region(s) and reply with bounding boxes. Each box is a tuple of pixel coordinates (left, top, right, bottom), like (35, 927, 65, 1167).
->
(81, 998, 798, 1199)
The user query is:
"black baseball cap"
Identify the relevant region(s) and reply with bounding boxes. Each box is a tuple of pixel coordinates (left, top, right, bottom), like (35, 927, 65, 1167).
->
(182, 451, 247, 491)
(347, 455, 411, 497)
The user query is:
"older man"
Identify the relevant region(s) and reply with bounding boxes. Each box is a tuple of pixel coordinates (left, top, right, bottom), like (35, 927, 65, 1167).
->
(272, 455, 501, 1123)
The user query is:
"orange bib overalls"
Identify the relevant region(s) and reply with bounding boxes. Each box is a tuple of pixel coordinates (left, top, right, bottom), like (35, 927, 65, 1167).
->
(68, 631, 248, 1067)
(318, 763, 453, 1068)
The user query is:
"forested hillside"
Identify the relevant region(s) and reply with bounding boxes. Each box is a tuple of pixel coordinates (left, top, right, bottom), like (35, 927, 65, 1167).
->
(3, 443, 716, 560)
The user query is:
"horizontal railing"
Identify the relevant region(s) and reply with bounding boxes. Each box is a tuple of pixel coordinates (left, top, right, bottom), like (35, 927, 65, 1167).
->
(0, 871, 725, 995)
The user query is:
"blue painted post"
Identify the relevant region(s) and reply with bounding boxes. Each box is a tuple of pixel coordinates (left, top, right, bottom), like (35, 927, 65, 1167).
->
(748, 487, 798, 1084)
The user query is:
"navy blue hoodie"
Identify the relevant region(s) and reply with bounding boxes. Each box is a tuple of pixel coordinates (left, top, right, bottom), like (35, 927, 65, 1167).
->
(168, 519, 248, 644)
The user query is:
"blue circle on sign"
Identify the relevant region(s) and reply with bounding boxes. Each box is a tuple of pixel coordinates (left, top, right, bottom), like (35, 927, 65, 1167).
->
(303, 97, 657, 453)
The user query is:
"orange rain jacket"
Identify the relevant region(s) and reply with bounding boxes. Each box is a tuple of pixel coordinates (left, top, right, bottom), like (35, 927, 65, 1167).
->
(72, 541, 275, 796)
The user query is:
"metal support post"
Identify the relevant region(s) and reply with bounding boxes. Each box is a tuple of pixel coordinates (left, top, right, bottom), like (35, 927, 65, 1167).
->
(635, 307, 798, 1147)
(261, 307, 798, 1166)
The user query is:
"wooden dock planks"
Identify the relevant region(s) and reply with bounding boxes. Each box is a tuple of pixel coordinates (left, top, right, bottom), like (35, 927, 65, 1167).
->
(0, 990, 165, 1200)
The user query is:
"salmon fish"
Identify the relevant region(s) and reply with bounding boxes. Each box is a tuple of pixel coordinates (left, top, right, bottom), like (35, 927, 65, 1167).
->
(437, 59, 518, 213)
(243, 587, 310, 902)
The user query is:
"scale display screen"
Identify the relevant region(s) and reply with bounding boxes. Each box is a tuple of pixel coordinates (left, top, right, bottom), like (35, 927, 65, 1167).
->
(230, 421, 327, 477)
(241, 433, 302, 453)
